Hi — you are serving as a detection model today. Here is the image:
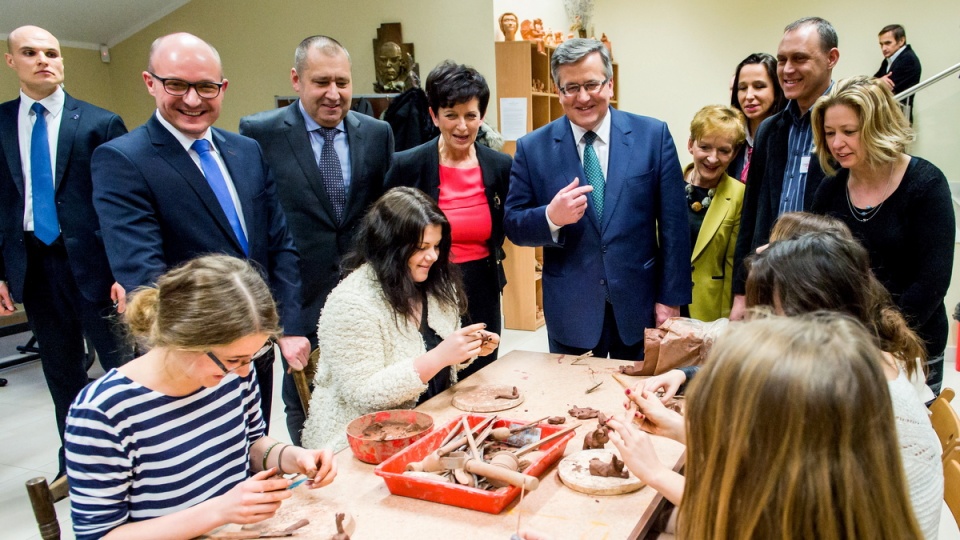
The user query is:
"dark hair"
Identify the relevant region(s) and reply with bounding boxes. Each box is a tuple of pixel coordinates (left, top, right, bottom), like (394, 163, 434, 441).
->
(294, 35, 349, 75)
(879, 24, 906, 41)
(343, 187, 466, 323)
(746, 232, 926, 373)
(784, 17, 838, 52)
(426, 61, 490, 117)
(729, 53, 786, 117)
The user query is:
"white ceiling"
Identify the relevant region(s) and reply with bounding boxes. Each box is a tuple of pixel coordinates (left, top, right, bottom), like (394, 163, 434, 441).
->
(0, 0, 191, 49)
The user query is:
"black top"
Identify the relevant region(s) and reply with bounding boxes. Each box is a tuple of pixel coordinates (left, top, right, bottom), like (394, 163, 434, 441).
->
(686, 184, 711, 248)
(811, 156, 955, 354)
(417, 294, 449, 404)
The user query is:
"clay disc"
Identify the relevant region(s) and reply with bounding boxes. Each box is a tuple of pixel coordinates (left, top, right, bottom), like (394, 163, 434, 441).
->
(558, 449, 644, 496)
(451, 385, 525, 412)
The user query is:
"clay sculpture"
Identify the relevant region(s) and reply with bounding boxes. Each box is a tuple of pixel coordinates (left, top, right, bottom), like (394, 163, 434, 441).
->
(582, 413, 610, 450)
(568, 406, 600, 419)
(330, 513, 350, 540)
(496, 386, 520, 399)
(547, 416, 566, 424)
(589, 454, 629, 479)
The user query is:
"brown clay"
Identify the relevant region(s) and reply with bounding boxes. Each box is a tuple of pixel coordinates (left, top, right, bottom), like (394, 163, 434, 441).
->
(568, 406, 600, 419)
(619, 364, 644, 376)
(496, 386, 520, 399)
(582, 415, 610, 450)
(547, 416, 566, 424)
(360, 421, 423, 441)
(589, 455, 629, 479)
(330, 513, 350, 540)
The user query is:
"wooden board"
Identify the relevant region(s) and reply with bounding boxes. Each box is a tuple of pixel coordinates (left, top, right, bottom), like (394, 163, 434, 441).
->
(451, 384, 524, 412)
(201, 491, 354, 539)
(558, 449, 644, 496)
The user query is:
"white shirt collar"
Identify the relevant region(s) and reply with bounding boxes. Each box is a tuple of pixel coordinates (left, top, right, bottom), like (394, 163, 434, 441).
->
(19, 86, 65, 118)
(154, 110, 215, 153)
(568, 107, 612, 146)
(886, 44, 906, 67)
(298, 100, 345, 133)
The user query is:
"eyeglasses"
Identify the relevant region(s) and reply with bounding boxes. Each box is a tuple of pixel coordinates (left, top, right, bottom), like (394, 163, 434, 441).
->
(149, 72, 225, 99)
(207, 340, 274, 374)
(558, 78, 609, 97)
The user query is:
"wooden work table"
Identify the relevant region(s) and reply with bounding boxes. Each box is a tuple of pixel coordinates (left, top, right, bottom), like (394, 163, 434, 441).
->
(214, 350, 686, 539)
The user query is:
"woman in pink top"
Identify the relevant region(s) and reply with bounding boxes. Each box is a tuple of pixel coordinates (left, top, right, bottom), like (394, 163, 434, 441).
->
(385, 61, 511, 377)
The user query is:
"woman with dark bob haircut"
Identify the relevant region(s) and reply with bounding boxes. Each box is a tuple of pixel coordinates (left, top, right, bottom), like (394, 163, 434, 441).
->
(385, 60, 511, 379)
(301, 187, 500, 450)
(811, 75, 955, 396)
(727, 53, 786, 182)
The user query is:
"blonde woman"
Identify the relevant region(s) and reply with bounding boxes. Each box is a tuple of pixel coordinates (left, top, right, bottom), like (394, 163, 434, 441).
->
(811, 75, 954, 395)
(608, 314, 924, 539)
(65, 256, 336, 540)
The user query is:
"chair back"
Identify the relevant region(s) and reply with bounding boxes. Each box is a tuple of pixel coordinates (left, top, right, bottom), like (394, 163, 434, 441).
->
(943, 446, 960, 527)
(26, 475, 69, 540)
(293, 348, 320, 415)
(929, 387, 960, 458)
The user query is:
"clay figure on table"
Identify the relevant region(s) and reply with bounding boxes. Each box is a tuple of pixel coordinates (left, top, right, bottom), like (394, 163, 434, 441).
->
(589, 454, 628, 479)
(500, 13, 519, 42)
(300, 187, 499, 451)
(582, 413, 610, 450)
(64, 256, 337, 540)
(331, 513, 350, 540)
(568, 406, 600, 419)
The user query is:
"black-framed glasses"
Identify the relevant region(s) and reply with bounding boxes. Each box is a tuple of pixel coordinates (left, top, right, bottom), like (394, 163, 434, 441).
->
(149, 72, 224, 99)
(558, 78, 609, 97)
(207, 340, 274, 374)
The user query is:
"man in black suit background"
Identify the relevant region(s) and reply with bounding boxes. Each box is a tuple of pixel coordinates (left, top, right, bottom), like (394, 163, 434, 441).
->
(240, 35, 394, 444)
(92, 33, 311, 427)
(0, 25, 129, 475)
(874, 24, 921, 121)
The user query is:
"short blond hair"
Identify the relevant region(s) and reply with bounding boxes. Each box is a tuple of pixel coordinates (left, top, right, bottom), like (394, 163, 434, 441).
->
(689, 104, 746, 148)
(811, 75, 914, 176)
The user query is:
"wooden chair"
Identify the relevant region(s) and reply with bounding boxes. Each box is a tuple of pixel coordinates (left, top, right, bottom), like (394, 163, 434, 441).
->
(929, 387, 960, 459)
(26, 475, 69, 540)
(292, 348, 320, 415)
(943, 446, 960, 527)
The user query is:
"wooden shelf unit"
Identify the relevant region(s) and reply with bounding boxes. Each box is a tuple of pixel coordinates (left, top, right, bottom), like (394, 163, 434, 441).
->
(495, 40, 618, 330)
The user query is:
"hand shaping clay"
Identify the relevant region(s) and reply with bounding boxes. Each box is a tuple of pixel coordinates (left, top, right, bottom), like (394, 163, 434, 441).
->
(496, 386, 520, 399)
(568, 406, 600, 419)
(589, 454, 629, 479)
(619, 364, 644, 376)
(547, 416, 566, 424)
(330, 513, 350, 540)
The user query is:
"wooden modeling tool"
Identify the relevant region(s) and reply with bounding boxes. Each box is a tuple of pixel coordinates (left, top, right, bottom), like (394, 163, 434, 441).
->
(513, 423, 581, 457)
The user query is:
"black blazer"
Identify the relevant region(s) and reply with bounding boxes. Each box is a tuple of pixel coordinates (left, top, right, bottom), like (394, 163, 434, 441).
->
(874, 44, 922, 96)
(384, 137, 512, 288)
(731, 108, 827, 294)
(91, 114, 308, 335)
(240, 106, 394, 329)
(0, 93, 127, 302)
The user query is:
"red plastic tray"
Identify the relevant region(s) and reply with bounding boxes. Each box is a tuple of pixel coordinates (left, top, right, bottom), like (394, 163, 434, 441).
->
(374, 414, 574, 514)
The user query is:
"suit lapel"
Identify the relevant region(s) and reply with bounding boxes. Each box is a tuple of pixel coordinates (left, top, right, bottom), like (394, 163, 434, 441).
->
(147, 116, 242, 253)
(0, 99, 24, 196)
(282, 103, 335, 223)
(691, 175, 734, 261)
(551, 120, 599, 233)
(601, 109, 630, 235)
(214, 128, 257, 254)
(54, 94, 80, 191)
(343, 111, 366, 222)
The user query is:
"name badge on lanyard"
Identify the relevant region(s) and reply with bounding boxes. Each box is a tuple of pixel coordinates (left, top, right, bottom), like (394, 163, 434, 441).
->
(799, 156, 811, 174)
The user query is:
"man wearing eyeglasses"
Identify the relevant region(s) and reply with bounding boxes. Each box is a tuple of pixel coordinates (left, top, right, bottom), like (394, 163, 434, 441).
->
(91, 33, 310, 426)
(504, 38, 690, 360)
(0, 25, 130, 477)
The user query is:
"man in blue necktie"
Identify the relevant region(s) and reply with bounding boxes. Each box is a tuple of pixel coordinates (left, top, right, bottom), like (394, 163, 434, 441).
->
(91, 33, 310, 426)
(0, 25, 130, 476)
(504, 38, 691, 360)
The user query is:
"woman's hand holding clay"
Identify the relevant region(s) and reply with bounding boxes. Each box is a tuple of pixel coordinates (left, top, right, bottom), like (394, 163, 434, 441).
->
(287, 447, 338, 489)
(639, 370, 687, 402)
(433, 322, 487, 364)
(214, 468, 291, 525)
(627, 389, 685, 443)
(606, 417, 684, 505)
(477, 329, 500, 356)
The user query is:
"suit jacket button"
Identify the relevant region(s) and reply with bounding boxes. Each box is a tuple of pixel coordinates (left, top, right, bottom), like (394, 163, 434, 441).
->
(600, 279, 605, 286)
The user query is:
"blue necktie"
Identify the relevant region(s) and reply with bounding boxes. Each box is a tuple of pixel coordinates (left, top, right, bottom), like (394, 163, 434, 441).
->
(318, 127, 346, 222)
(30, 102, 59, 244)
(582, 131, 605, 219)
(191, 139, 249, 255)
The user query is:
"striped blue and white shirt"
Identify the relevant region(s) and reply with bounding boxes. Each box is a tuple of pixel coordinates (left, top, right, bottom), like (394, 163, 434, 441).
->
(65, 368, 265, 540)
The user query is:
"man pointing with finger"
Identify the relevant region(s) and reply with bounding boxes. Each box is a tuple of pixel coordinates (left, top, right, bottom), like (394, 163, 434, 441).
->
(504, 38, 690, 360)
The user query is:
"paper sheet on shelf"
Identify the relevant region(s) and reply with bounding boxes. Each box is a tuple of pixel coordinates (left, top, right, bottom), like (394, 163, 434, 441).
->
(500, 97, 528, 141)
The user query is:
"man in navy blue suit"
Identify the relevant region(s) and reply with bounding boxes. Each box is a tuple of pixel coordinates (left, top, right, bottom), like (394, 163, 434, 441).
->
(0, 25, 129, 475)
(91, 33, 310, 424)
(504, 38, 691, 360)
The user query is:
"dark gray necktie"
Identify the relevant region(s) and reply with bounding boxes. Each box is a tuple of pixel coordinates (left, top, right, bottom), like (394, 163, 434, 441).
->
(318, 127, 346, 222)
